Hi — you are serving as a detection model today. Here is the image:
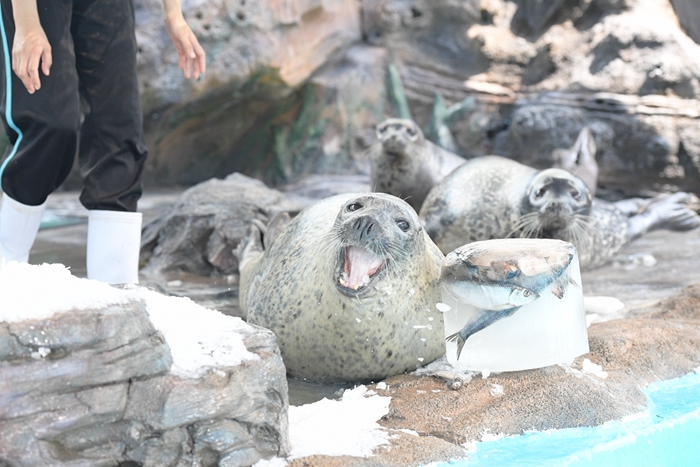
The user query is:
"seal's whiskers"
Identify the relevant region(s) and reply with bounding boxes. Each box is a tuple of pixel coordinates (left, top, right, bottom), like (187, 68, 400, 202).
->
(508, 212, 542, 239)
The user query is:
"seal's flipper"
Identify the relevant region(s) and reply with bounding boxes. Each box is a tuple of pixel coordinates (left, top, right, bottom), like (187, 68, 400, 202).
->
(613, 197, 649, 216)
(628, 191, 700, 237)
(235, 222, 265, 274)
(551, 127, 598, 195)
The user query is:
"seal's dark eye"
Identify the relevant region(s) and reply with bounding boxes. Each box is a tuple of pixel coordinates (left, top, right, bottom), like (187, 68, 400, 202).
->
(406, 127, 417, 136)
(571, 189, 581, 200)
(378, 125, 387, 134)
(347, 202, 363, 212)
(535, 188, 546, 198)
(396, 219, 410, 232)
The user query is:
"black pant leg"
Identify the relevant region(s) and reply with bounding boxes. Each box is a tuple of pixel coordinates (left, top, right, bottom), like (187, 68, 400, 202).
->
(0, 0, 81, 206)
(72, 0, 147, 213)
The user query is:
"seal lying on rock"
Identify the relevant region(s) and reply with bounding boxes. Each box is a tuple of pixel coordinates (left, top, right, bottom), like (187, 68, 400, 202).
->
(239, 192, 446, 383)
(369, 118, 466, 212)
(420, 155, 700, 270)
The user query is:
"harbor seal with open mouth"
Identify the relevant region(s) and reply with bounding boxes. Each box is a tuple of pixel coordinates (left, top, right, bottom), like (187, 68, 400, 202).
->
(420, 155, 700, 269)
(239, 192, 446, 383)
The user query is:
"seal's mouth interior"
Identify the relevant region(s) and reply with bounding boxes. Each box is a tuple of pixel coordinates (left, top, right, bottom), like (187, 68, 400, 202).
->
(337, 246, 386, 293)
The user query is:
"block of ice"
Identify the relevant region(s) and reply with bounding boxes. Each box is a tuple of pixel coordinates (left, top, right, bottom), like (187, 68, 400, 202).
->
(440, 238, 589, 373)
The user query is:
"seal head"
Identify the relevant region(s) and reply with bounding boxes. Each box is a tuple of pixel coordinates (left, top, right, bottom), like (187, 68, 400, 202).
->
(376, 118, 424, 158)
(515, 168, 594, 246)
(333, 195, 416, 296)
(370, 118, 465, 212)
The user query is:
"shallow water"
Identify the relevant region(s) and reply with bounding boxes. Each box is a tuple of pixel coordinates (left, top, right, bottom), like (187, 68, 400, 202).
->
(436, 372, 700, 466)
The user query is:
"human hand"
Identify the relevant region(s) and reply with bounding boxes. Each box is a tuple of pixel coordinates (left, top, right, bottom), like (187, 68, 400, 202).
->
(164, 14, 206, 80)
(12, 22, 52, 94)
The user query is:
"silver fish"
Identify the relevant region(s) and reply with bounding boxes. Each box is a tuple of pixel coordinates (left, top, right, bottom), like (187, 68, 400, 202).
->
(443, 280, 539, 310)
(445, 283, 539, 359)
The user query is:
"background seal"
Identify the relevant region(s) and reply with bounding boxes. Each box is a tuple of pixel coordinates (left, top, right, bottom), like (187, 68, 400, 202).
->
(420, 155, 700, 270)
(369, 118, 465, 212)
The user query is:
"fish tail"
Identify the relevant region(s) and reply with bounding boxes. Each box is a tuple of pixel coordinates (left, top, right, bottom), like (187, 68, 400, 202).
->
(446, 331, 466, 360)
(551, 275, 580, 299)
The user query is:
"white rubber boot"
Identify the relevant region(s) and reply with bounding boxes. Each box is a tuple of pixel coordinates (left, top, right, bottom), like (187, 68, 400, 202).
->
(0, 193, 47, 266)
(87, 210, 142, 284)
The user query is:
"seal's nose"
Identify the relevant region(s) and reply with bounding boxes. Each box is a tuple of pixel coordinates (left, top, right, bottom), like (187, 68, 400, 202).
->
(353, 216, 378, 241)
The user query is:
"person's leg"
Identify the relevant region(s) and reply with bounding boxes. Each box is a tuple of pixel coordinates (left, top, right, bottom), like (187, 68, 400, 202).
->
(0, 0, 81, 265)
(72, 0, 147, 283)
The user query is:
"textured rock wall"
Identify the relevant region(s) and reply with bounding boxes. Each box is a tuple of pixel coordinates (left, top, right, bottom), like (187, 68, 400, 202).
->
(9, 0, 700, 195)
(0, 266, 289, 467)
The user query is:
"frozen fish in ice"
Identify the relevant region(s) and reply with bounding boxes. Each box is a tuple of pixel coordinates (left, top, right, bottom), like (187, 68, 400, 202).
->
(442, 238, 577, 300)
(444, 282, 540, 359)
(441, 238, 579, 359)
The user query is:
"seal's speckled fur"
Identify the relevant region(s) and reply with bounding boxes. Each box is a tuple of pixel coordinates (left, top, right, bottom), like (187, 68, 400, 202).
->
(240, 193, 445, 383)
(420, 156, 699, 270)
(369, 118, 465, 212)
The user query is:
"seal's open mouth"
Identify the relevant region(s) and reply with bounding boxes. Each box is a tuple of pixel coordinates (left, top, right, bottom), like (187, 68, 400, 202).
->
(336, 246, 386, 294)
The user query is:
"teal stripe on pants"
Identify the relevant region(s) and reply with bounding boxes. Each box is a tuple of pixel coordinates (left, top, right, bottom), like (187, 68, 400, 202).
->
(0, 4, 23, 191)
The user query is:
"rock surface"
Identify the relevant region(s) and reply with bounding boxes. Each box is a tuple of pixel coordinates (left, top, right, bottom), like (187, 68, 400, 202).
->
(135, 0, 362, 114)
(368, 0, 700, 195)
(140, 172, 301, 277)
(0, 263, 289, 467)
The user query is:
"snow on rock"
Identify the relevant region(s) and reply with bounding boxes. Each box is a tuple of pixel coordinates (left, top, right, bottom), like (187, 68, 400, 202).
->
(0, 262, 129, 321)
(127, 286, 257, 378)
(289, 386, 392, 459)
(0, 263, 289, 466)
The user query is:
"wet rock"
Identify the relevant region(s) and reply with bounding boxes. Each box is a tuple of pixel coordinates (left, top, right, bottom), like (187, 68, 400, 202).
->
(0, 264, 289, 467)
(140, 172, 301, 277)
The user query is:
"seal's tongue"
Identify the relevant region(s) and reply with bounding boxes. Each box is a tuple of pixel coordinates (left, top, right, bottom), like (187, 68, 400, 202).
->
(341, 246, 384, 290)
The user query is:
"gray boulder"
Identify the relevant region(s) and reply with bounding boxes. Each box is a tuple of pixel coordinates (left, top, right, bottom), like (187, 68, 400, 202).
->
(140, 173, 301, 277)
(0, 263, 289, 467)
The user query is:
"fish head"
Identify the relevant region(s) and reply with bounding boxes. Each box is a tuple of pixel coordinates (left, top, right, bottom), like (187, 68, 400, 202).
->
(509, 286, 540, 306)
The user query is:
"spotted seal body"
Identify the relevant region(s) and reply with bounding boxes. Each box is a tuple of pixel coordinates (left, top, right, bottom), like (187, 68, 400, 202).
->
(369, 118, 466, 212)
(240, 193, 445, 383)
(420, 155, 700, 270)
